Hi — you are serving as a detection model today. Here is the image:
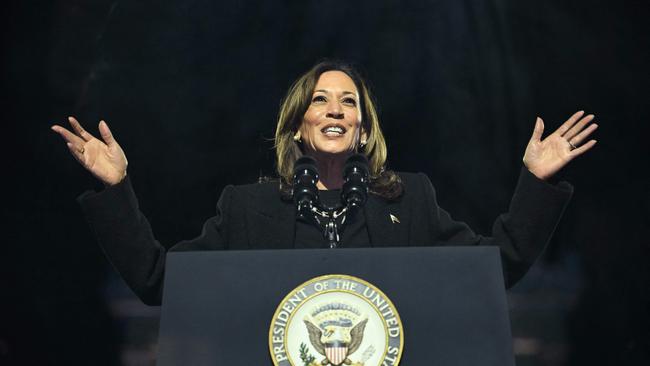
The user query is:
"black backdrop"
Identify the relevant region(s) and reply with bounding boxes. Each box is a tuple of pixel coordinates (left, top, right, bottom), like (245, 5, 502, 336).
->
(2, 0, 648, 365)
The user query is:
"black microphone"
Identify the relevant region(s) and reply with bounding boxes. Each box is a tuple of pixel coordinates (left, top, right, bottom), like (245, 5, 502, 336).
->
(292, 156, 319, 219)
(341, 153, 369, 211)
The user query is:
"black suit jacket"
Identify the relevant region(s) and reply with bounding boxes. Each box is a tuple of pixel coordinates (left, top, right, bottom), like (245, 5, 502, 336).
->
(79, 168, 572, 305)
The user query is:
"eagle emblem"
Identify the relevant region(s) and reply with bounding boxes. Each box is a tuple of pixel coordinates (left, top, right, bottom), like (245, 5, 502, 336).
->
(269, 274, 403, 366)
(303, 302, 368, 366)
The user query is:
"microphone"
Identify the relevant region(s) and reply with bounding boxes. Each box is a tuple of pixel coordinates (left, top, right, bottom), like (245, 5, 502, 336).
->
(291, 154, 368, 249)
(341, 153, 369, 212)
(292, 156, 319, 219)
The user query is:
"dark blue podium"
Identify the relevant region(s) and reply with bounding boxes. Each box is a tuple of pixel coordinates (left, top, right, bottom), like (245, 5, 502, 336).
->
(157, 246, 515, 365)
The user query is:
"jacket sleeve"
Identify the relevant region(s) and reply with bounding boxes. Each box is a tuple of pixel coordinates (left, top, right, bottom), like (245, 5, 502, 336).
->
(78, 176, 234, 305)
(422, 167, 573, 287)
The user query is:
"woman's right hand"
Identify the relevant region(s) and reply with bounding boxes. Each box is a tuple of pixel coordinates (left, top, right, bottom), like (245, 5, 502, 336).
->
(51, 117, 128, 186)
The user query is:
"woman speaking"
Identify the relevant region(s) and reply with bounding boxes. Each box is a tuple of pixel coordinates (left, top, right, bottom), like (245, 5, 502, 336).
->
(51, 61, 597, 305)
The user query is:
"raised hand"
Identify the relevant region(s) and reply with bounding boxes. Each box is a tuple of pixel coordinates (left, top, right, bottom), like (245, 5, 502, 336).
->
(51, 117, 128, 185)
(523, 110, 598, 180)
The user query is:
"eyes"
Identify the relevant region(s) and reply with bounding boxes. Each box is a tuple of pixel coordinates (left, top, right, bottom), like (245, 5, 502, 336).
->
(312, 95, 357, 107)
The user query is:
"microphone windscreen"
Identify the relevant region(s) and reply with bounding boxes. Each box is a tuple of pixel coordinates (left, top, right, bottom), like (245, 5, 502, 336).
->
(292, 155, 320, 211)
(344, 153, 369, 176)
(294, 156, 318, 175)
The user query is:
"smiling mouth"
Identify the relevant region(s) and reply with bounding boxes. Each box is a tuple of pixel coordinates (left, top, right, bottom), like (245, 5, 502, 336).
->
(321, 125, 346, 136)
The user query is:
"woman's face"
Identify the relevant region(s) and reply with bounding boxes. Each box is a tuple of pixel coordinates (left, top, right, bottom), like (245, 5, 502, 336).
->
(299, 70, 365, 160)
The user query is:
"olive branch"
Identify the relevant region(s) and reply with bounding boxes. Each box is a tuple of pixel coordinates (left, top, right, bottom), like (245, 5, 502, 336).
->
(299, 342, 316, 366)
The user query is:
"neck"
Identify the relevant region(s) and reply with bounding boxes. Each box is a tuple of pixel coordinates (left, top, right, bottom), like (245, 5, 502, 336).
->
(313, 154, 347, 190)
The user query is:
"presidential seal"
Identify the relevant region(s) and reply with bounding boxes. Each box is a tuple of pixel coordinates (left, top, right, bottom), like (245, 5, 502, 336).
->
(269, 274, 404, 366)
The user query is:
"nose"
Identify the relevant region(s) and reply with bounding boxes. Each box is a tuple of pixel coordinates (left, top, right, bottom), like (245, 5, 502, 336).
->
(326, 100, 344, 119)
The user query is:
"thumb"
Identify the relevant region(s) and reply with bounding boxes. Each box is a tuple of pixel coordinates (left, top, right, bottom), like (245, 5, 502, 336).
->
(98, 120, 116, 147)
(530, 117, 544, 142)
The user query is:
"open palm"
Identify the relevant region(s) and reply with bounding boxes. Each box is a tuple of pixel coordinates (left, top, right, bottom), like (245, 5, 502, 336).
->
(51, 117, 128, 185)
(523, 111, 598, 180)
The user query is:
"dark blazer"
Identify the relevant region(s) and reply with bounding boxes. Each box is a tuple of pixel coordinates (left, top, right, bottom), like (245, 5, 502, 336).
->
(79, 168, 572, 305)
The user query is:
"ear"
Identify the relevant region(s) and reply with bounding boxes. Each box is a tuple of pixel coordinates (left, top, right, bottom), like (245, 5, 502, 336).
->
(293, 130, 302, 142)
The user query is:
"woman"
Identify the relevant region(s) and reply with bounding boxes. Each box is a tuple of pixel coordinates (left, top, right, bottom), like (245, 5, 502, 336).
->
(51, 61, 597, 305)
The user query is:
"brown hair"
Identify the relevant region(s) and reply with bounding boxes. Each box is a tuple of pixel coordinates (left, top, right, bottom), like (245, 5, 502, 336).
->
(274, 60, 402, 200)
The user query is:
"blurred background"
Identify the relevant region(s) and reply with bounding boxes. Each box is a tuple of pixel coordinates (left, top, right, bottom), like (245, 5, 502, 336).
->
(2, 0, 648, 365)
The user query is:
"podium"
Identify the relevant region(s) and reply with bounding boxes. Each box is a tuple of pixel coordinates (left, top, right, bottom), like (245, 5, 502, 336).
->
(157, 246, 515, 365)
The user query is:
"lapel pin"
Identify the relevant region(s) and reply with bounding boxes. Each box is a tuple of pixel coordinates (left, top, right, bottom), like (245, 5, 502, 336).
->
(389, 213, 400, 224)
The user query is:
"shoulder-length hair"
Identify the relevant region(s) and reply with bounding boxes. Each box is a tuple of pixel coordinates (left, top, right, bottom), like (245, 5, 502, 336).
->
(274, 60, 403, 200)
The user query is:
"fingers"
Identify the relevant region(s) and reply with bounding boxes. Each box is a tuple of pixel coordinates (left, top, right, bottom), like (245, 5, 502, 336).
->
(569, 139, 597, 157)
(529, 117, 544, 142)
(67, 116, 94, 142)
(51, 124, 86, 147)
(556, 110, 585, 136)
(564, 114, 595, 141)
(98, 120, 116, 147)
(568, 122, 598, 146)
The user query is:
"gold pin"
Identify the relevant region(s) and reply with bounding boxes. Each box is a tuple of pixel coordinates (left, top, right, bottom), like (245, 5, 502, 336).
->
(389, 214, 400, 224)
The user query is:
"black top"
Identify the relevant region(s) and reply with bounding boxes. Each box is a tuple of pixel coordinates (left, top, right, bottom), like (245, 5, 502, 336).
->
(295, 189, 371, 248)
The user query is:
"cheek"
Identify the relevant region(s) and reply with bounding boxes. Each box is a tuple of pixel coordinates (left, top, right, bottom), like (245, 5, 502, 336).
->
(298, 120, 315, 147)
(300, 110, 320, 129)
(301, 109, 327, 134)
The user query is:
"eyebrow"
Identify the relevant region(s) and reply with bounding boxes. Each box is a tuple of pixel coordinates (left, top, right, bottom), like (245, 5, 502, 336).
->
(314, 89, 357, 97)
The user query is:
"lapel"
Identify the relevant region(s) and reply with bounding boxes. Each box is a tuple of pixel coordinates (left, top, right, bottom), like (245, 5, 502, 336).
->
(245, 183, 295, 249)
(364, 193, 410, 247)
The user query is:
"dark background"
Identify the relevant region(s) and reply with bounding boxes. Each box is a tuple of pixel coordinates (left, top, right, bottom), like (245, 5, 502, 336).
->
(2, 0, 648, 365)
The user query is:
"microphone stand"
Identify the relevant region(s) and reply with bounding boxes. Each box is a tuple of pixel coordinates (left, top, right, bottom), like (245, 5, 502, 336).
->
(312, 205, 347, 249)
(297, 191, 350, 248)
(324, 208, 344, 248)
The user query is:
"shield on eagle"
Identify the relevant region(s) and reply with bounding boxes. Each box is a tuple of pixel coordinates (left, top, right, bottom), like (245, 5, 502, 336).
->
(324, 342, 348, 366)
(303, 302, 368, 366)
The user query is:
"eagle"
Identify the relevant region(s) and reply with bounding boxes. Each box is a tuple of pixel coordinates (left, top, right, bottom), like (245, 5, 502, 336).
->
(304, 318, 368, 366)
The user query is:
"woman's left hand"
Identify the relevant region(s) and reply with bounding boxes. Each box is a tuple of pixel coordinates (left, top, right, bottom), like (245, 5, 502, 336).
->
(523, 110, 598, 180)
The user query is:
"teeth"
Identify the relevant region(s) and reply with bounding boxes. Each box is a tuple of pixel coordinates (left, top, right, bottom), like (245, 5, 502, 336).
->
(323, 126, 344, 134)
